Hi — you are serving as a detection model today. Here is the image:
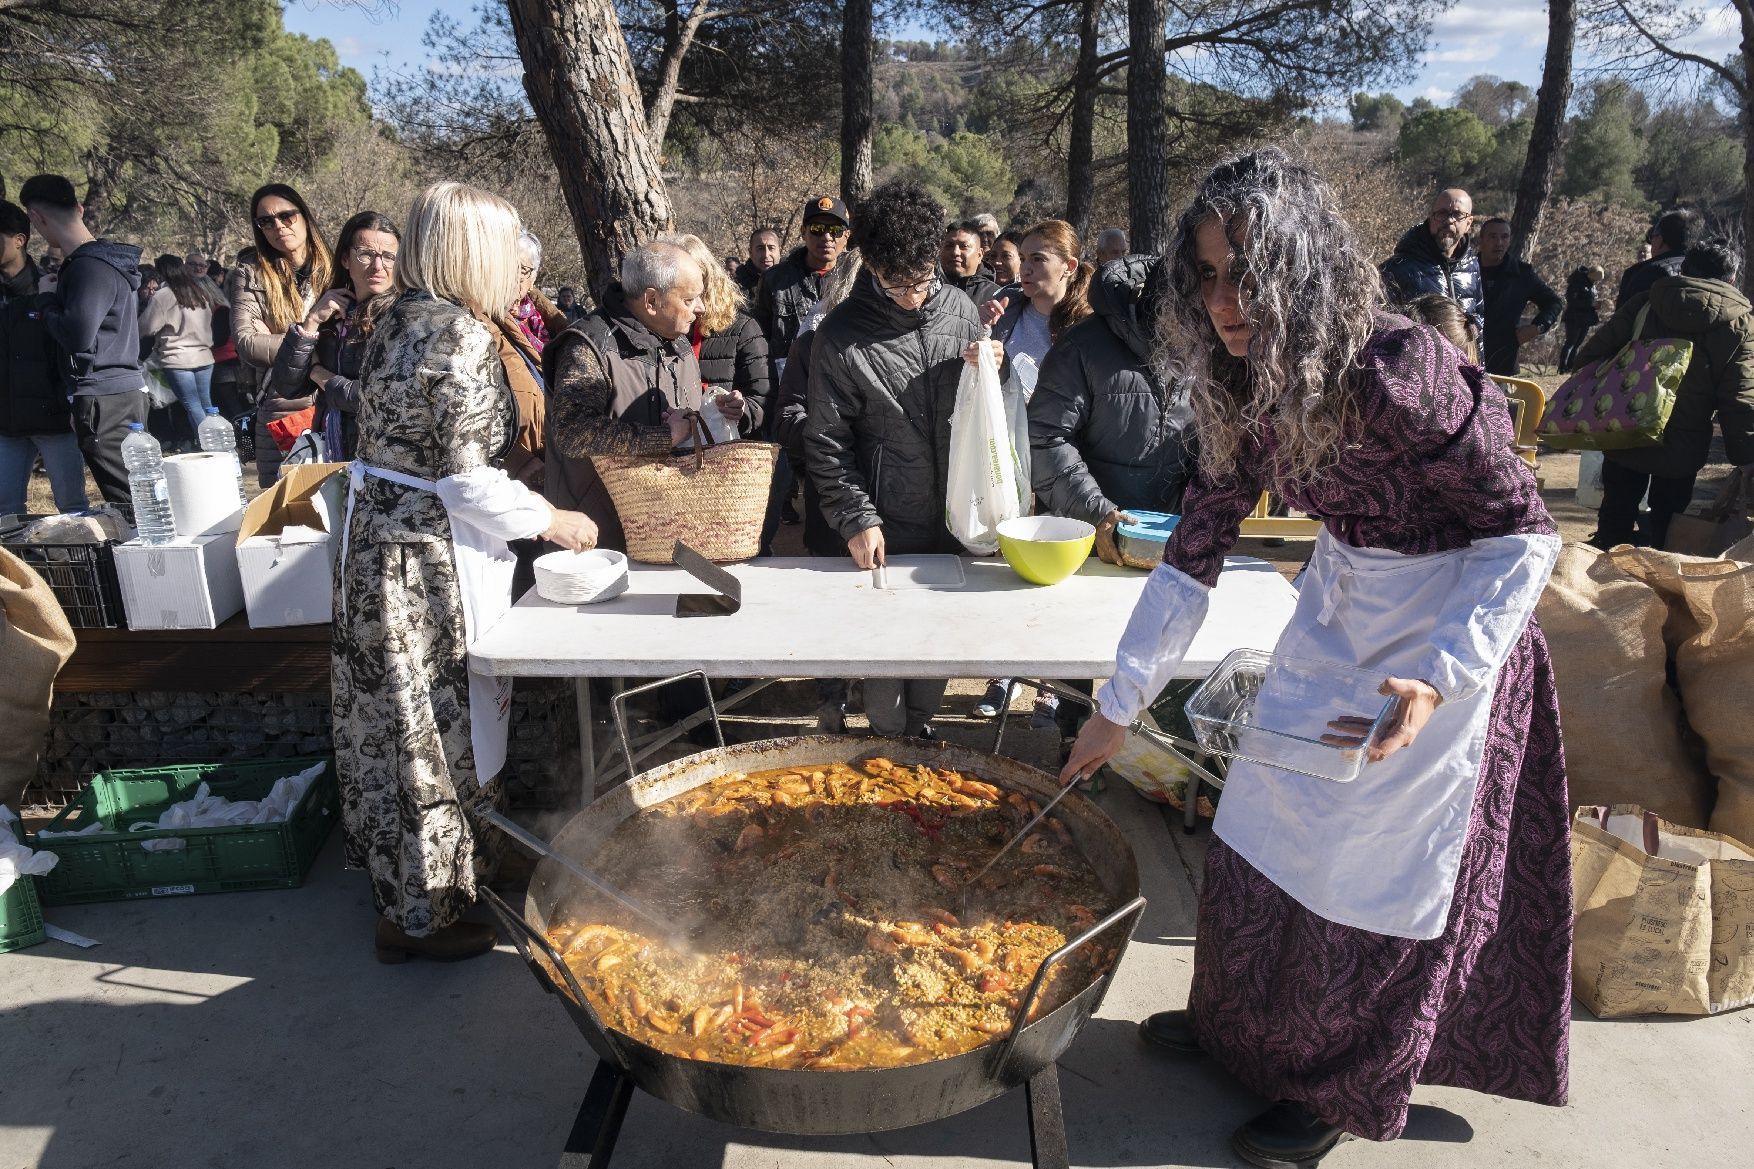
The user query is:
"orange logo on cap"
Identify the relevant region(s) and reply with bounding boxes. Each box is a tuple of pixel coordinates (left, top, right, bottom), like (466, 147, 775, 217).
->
(817, 198, 834, 210)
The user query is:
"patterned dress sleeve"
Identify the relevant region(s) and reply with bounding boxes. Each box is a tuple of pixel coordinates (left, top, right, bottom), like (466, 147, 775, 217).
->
(546, 333, 674, 461)
(422, 315, 548, 540)
(1159, 454, 1269, 587)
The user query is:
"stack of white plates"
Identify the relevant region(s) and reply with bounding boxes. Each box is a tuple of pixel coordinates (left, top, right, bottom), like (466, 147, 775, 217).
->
(533, 549, 630, 605)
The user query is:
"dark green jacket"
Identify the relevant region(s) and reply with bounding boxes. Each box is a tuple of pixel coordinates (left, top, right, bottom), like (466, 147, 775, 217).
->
(1574, 275, 1754, 478)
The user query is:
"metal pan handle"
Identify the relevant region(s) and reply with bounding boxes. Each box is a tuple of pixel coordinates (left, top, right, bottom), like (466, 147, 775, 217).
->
(478, 886, 631, 1070)
(989, 894, 1148, 1079)
(611, 670, 723, 785)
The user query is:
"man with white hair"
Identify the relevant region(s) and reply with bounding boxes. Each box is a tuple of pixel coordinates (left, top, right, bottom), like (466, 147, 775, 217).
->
(544, 240, 743, 551)
(1095, 227, 1129, 266)
(1380, 187, 1484, 325)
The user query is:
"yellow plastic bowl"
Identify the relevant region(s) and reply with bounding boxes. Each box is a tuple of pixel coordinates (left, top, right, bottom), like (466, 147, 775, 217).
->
(997, 516, 1096, 585)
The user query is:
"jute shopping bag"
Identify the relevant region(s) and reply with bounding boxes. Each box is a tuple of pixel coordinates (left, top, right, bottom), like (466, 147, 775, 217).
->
(0, 549, 75, 807)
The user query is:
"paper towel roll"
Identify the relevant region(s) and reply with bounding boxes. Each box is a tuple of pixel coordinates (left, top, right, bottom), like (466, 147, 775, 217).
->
(165, 453, 244, 536)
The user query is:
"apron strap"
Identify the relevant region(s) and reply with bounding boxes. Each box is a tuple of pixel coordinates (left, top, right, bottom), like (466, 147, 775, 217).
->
(339, 462, 441, 621)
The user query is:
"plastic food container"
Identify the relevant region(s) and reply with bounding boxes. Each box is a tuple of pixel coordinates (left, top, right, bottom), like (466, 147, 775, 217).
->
(1186, 649, 1399, 783)
(1115, 511, 1180, 570)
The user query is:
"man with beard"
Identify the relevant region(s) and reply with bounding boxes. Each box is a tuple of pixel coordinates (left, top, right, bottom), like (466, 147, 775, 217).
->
(1380, 188, 1483, 326)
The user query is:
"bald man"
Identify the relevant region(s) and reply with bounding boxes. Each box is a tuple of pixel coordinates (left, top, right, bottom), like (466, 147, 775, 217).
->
(1380, 187, 1483, 326)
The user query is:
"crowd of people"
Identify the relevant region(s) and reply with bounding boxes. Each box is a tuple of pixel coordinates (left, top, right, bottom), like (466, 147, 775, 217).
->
(1, 151, 1750, 1168)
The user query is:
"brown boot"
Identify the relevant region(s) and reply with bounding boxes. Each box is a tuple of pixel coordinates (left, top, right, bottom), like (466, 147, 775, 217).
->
(375, 916, 498, 964)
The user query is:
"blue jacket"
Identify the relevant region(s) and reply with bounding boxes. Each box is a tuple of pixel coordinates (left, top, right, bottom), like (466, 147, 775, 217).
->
(40, 239, 143, 396)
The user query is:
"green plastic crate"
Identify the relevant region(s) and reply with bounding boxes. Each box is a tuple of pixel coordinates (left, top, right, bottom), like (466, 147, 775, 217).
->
(30, 757, 338, 905)
(1, 818, 47, 952)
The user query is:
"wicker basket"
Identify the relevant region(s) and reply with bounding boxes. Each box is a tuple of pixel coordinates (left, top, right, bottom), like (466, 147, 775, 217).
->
(594, 416, 778, 564)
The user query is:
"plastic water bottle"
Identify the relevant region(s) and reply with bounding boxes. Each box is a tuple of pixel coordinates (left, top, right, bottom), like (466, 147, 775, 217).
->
(197, 406, 247, 508)
(121, 423, 176, 544)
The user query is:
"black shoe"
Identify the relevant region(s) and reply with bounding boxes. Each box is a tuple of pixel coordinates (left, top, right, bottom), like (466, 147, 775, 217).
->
(1231, 1101, 1351, 1169)
(1137, 1009, 1203, 1054)
(780, 501, 800, 525)
(916, 724, 938, 742)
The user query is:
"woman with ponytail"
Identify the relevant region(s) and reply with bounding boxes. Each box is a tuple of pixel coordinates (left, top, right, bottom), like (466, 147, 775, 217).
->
(232, 182, 332, 484)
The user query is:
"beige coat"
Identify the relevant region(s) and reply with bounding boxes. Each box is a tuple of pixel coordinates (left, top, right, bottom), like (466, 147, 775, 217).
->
(230, 262, 316, 484)
(138, 286, 215, 370)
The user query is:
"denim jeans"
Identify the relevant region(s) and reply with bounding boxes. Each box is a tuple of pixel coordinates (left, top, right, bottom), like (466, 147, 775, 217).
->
(0, 430, 91, 517)
(162, 365, 215, 436)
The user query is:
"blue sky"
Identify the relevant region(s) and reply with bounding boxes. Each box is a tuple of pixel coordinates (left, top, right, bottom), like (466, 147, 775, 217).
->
(282, 0, 1741, 110)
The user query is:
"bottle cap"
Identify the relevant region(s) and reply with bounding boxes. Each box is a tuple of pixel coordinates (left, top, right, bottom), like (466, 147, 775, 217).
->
(128, 422, 144, 431)
(206, 406, 220, 415)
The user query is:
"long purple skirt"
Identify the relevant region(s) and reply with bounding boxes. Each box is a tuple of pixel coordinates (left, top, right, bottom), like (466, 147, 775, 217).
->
(1188, 622, 1572, 1142)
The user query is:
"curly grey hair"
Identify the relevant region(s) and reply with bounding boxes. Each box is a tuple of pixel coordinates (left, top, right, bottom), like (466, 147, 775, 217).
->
(1159, 148, 1380, 488)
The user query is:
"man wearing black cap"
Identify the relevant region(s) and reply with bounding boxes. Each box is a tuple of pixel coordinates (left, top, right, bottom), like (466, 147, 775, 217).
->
(755, 195, 849, 374)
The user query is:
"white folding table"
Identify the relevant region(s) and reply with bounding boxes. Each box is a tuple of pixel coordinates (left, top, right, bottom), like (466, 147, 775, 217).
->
(469, 555, 1299, 795)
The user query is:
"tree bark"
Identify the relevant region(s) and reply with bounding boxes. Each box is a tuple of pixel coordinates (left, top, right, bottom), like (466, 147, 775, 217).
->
(1063, 0, 1101, 237)
(1740, 3, 1754, 289)
(840, 0, 875, 205)
(505, 0, 675, 302)
(645, 0, 712, 157)
(1509, 0, 1576, 263)
(1126, 0, 1172, 254)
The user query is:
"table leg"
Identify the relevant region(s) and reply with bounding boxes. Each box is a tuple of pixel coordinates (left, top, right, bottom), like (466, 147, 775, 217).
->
(574, 678, 596, 803)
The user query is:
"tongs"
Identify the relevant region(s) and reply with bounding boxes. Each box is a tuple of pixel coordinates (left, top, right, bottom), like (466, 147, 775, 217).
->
(480, 809, 694, 947)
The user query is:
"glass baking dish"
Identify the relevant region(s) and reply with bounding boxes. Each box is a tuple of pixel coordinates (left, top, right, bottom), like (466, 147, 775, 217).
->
(1186, 648, 1400, 783)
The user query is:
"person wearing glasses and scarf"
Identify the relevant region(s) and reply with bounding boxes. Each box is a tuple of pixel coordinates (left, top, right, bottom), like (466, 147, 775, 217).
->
(805, 179, 1015, 739)
(233, 182, 333, 483)
(755, 195, 850, 373)
(267, 211, 400, 461)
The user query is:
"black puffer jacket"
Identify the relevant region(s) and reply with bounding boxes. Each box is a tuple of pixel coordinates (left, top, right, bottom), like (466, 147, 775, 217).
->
(1, 258, 72, 438)
(1027, 255, 1195, 526)
(755, 247, 828, 367)
(695, 311, 771, 433)
(1573, 275, 1754, 478)
(1380, 224, 1484, 324)
(805, 274, 988, 554)
(945, 271, 1001, 306)
(267, 301, 376, 458)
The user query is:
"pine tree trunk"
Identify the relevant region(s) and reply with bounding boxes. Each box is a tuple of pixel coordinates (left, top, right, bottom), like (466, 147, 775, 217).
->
(1064, 0, 1101, 237)
(840, 0, 875, 204)
(1126, 0, 1172, 254)
(505, 0, 675, 302)
(1509, 0, 1575, 262)
(1740, 6, 1754, 289)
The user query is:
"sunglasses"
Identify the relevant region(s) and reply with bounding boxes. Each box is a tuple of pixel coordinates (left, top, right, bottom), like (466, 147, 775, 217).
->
(353, 247, 398, 268)
(805, 222, 848, 238)
(254, 209, 302, 230)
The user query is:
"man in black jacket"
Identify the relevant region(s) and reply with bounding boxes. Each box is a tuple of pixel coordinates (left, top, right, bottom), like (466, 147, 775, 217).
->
(806, 180, 1008, 738)
(1617, 208, 1702, 304)
(1476, 217, 1562, 376)
(734, 228, 781, 298)
(0, 200, 88, 516)
(755, 196, 848, 373)
(19, 174, 144, 507)
(1379, 188, 1483, 324)
(940, 220, 1000, 305)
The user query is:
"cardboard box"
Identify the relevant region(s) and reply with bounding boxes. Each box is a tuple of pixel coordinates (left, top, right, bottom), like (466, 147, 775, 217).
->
(113, 530, 244, 630)
(235, 463, 348, 628)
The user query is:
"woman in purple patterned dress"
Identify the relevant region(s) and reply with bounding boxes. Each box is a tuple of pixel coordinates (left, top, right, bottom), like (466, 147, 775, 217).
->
(1063, 149, 1571, 1167)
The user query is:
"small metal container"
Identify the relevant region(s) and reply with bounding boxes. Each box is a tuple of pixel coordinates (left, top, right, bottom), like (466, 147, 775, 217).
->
(1186, 648, 1399, 783)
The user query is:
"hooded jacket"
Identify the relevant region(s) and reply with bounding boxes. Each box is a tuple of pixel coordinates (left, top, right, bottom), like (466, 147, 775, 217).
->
(40, 239, 143, 396)
(804, 274, 990, 555)
(1, 257, 73, 436)
(1574, 275, 1754, 478)
(1380, 224, 1483, 324)
(1026, 255, 1195, 526)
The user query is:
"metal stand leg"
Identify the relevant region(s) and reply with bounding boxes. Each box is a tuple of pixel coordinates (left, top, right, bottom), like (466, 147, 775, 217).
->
(575, 678, 596, 804)
(557, 1059, 634, 1168)
(1025, 1063, 1070, 1169)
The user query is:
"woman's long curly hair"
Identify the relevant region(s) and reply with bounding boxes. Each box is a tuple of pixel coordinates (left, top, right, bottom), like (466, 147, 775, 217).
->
(1159, 148, 1380, 488)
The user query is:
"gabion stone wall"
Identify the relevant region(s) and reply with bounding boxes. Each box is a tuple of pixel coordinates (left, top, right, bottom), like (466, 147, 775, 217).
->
(26, 681, 579, 813)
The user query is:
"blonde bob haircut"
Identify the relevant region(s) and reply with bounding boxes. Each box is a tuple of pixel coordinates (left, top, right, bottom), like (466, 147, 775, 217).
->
(664, 232, 744, 336)
(397, 182, 523, 315)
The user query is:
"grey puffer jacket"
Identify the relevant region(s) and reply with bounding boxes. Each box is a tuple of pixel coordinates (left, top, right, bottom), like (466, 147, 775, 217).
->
(804, 274, 989, 554)
(1027, 255, 1195, 526)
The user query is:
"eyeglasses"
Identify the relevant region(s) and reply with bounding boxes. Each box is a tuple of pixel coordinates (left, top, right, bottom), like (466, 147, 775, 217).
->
(519, 264, 537, 279)
(877, 273, 939, 302)
(254, 209, 301, 230)
(805, 223, 848, 239)
(353, 248, 397, 269)
(1432, 209, 1473, 222)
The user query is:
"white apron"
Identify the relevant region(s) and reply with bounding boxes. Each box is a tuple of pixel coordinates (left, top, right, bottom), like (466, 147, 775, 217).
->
(1211, 528, 1498, 941)
(341, 462, 515, 785)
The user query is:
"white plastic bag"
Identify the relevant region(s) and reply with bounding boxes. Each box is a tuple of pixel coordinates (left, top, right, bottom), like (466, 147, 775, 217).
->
(945, 340, 1025, 555)
(1003, 362, 1033, 512)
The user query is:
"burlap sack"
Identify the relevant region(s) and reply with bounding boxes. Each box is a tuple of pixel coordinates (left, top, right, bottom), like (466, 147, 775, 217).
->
(1536, 544, 1714, 826)
(1571, 805, 1754, 1018)
(0, 549, 75, 807)
(1612, 548, 1754, 845)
